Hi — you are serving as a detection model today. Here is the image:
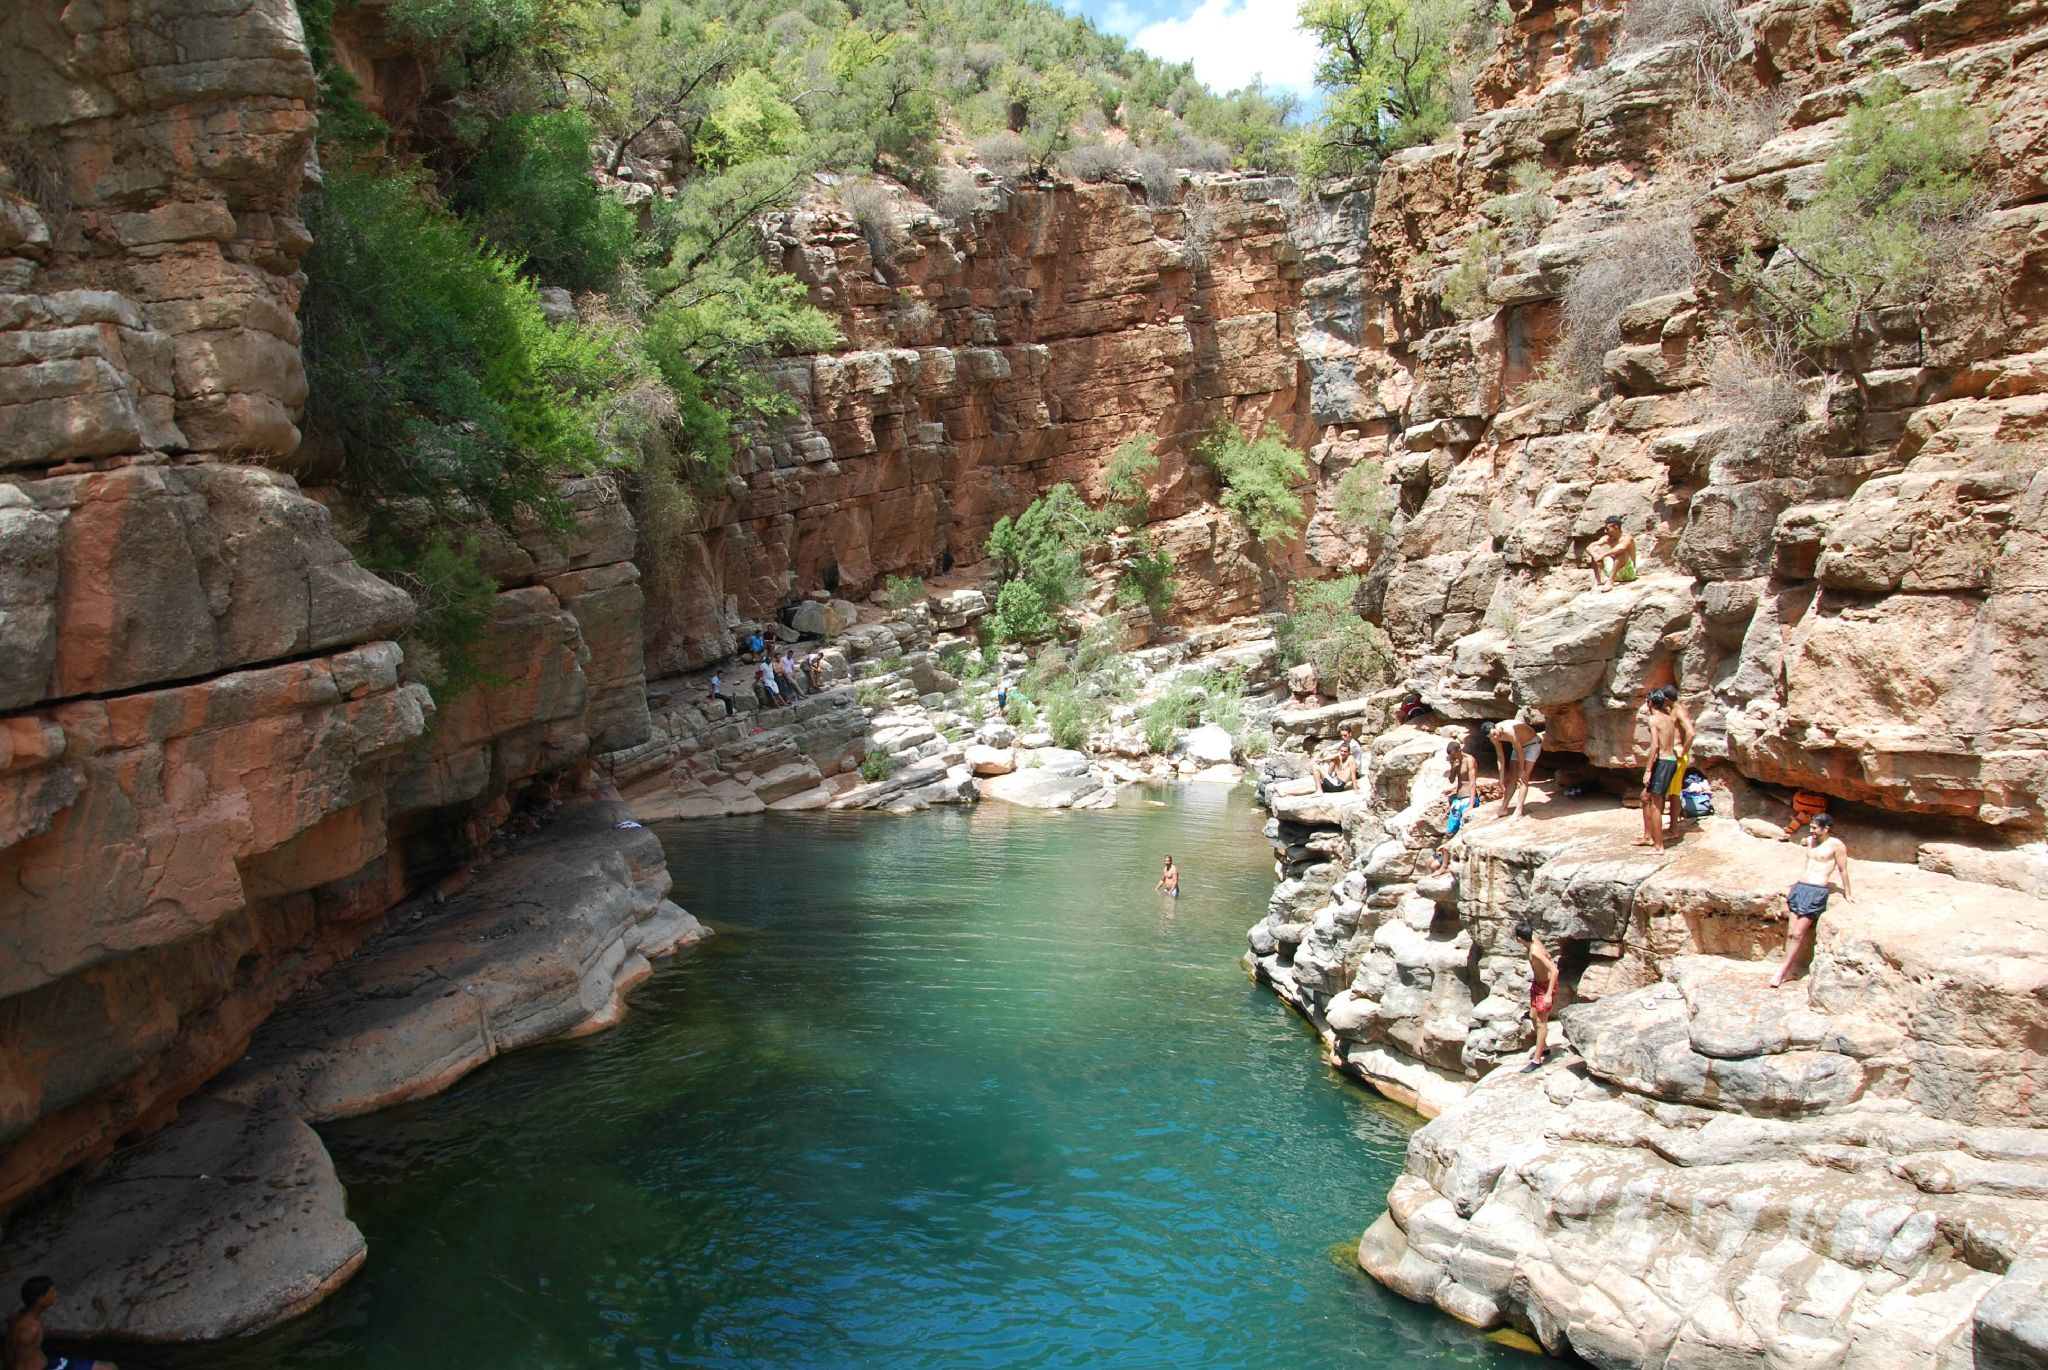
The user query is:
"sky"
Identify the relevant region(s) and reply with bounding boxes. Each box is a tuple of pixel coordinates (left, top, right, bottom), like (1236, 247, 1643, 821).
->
(1062, 0, 1323, 101)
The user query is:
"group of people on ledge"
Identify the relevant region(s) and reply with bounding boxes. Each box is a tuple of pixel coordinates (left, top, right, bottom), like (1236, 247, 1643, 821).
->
(706, 648, 825, 717)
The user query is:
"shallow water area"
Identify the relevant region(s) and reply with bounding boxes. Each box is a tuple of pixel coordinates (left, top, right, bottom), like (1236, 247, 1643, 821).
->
(147, 786, 1533, 1369)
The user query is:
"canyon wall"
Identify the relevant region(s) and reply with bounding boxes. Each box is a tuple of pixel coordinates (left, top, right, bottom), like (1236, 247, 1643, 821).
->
(0, 0, 659, 1216)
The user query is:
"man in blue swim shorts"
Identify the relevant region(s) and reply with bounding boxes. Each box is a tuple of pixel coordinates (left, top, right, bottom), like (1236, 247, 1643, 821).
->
(1771, 814, 1851, 988)
(7, 1276, 117, 1370)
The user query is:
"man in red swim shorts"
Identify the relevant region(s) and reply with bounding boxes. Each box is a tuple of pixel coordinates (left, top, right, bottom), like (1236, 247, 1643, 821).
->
(1514, 920, 1558, 1072)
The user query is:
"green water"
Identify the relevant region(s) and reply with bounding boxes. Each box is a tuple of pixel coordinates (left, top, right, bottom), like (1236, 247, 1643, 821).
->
(147, 786, 1530, 1369)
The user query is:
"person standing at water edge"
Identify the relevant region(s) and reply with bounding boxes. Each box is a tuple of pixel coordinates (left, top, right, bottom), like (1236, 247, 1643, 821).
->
(1772, 814, 1851, 988)
(7, 1277, 115, 1370)
(1514, 922, 1558, 1071)
(1155, 855, 1179, 898)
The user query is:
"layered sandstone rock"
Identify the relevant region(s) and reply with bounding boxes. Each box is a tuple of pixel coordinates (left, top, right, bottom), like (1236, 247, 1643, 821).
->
(635, 175, 1312, 672)
(0, 0, 664, 1225)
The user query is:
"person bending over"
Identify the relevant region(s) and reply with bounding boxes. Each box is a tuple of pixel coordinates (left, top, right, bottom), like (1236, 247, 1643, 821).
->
(1489, 718, 1542, 820)
(1772, 814, 1850, 988)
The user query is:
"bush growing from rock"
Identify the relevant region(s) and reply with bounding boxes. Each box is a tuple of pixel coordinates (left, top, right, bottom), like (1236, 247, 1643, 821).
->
(1142, 677, 1204, 753)
(1197, 421, 1311, 547)
(1276, 576, 1397, 695)
(1740, 79, 1991, 394)
(1057, 140, 1133, 183)
(1116, 540, 1176, 620)
(885, 574, 926, 610)
(840, 179, 906, 268)
(860, 751, 898, 782)
(1548, 215, 1700, 392)
(1333, 460, 1394, 537)
(452, 110, 637, 292)
(1440, 227, 1500, 319)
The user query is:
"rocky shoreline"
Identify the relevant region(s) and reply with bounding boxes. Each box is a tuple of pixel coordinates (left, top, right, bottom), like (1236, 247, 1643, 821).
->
(1244, 717, 2048, 1367)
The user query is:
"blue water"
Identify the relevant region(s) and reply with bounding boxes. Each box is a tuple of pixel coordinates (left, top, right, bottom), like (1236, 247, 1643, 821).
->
(148, 786, 1531, 1369)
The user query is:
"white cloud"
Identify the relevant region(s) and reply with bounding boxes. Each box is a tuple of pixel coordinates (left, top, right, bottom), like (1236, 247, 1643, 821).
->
(1131, 0, 1321, 97)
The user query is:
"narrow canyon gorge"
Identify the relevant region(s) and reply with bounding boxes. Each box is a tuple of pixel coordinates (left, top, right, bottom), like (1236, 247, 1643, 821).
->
(0, 0, 2043, 1365)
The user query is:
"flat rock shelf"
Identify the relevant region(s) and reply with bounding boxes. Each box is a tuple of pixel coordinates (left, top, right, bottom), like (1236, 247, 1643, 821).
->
(135, 786, 1534, 1370)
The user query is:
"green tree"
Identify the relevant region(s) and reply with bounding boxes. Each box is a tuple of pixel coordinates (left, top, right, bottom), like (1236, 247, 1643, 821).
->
(696, 68, 805, 169)
(1298, 0, 1473, 169)
(1196, 420, 1310, 546)
(1741, 79, 1990, 396)
(451, 110, 636, 290)
(1275, 576, 1396, 695)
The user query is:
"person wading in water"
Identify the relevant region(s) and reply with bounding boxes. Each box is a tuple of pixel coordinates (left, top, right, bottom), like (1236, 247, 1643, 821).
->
(1772, 814, 1851, 988)
(7, 1277, 116, 1370)
(1155, 855, 1179, 899)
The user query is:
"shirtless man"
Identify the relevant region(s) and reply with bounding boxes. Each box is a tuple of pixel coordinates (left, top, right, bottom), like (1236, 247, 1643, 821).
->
(1489, 718, 1542, 820)
(1312, 740, 1357, 793)
(1155, 855, 1179, 898)
(1444, 738, 1479, 835)
(1513, 921, 1558, 1071)
(1636, 692, 1683, 851)
(1771, 814, 1850, 988)
(1587, 514, 1637, 588)
(7, 1277, 115, 1370)
(1642, 686, 1696, 838)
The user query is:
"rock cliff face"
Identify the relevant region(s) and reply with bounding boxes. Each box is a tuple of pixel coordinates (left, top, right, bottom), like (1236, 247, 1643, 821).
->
(0, 0, 660, 1221)
(1236, 0, 2048, 1358)
(639, 176, 1312, 671)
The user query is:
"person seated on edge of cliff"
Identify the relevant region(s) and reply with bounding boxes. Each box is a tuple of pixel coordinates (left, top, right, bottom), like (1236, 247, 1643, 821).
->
(1586, 515, 1638, 588)
(1427, 846, 1452, 877)
(1635, 693, 1683, 851)
(1445, 739, 1480, 835)
(1513, 922, 1559, 1072)
(7, 1276, 115, 1370)
(707, 671, 736, 718)
(1155, 854, 1179, 898)
(756, 660, 784, 708)
(1488, 718, 1543, 821)
(805, 652, 826, 692)
(745, 631, 766, 662)
(1771, 813, 1851, 989)
(1313, 739, 1358, 793)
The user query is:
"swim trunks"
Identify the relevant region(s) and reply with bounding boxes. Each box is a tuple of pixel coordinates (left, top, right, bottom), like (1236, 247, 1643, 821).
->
(1614, 557, 1637, 583)
(1320, 775, 1349, 793)
(1519, 740, 1541, 764)
(1648, 756, 1679, 795)
(1530, 981, 1556, 1016)
(1667, 754, 1689, 797)
(50, 1358, 101, 1370)
(1446, 796, 1475, 835)
(1787, 882, 1830, 920)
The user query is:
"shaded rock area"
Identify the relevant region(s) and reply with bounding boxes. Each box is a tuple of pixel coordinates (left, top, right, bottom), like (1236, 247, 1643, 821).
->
(210, 800, 704, 1121)
(0, 1100, 363, 1344)
(0, 799, 703, 1344)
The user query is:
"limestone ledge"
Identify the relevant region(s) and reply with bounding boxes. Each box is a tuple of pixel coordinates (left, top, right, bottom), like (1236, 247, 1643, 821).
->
(0, 798, 705, 1344)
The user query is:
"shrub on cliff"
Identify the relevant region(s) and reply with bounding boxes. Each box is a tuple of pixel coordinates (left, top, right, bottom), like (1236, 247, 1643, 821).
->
(986, 483, 1108, 640)
(1545, 215, 1700, 393)
(450, 110, 636, 292)
(1196, 421, 1310, 548)
(1739, 79, 1991, 395)
(1276, 576, 1397, 695)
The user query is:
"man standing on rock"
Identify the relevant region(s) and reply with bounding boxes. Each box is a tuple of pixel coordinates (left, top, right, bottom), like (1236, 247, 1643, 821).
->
(1445, 739, 1479, 835)
(1513, 922, 1558, 1072)
(1636, 693, 1683, 851)
(6, 1277, 115, 1370)
(1488, 717, 1542, 820)
(1772, 814, 1851, 988)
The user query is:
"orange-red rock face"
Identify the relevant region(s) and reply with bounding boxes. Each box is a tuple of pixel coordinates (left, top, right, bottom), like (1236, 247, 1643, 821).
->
(640, 178, 1316, 672)
(0, 0, 651, 1210)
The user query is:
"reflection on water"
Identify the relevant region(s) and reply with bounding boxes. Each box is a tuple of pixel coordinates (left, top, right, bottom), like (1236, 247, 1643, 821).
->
(145, 786, 1533, 1369)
